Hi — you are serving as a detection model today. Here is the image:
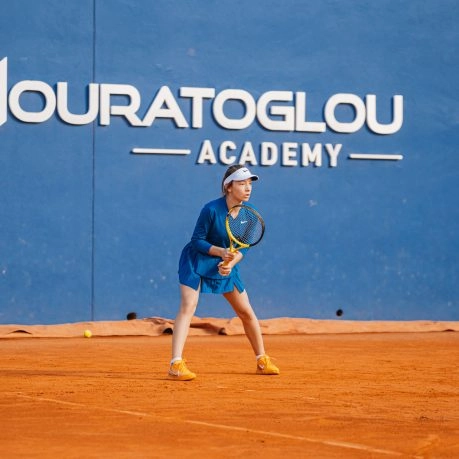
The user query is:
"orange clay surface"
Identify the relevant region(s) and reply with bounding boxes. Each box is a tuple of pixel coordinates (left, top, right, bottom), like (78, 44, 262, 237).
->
(0, 332, 458, 458)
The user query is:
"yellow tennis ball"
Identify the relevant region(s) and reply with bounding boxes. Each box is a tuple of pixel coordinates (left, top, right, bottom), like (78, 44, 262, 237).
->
(83, 329, 92, 338)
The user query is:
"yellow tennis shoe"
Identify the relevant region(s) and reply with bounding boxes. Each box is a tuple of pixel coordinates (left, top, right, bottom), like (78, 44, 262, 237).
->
(256, 355, 280, 375)
(168, 359, 196, 381)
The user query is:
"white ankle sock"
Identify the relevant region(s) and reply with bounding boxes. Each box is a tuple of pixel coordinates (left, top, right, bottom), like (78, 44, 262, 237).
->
(170, 357, 182, 365)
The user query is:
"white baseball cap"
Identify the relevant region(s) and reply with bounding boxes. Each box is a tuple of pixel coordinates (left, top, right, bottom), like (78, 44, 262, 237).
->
(223, 167, 259, 187)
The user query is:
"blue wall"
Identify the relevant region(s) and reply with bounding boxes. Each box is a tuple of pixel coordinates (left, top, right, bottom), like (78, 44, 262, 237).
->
(1, 0, 458, 324)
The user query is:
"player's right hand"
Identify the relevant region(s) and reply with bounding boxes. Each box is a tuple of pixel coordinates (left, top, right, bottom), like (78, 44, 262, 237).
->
(221, 248, 236, 262)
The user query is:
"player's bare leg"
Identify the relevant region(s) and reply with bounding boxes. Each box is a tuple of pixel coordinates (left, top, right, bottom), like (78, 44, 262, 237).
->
(168, 284, 200, 380)
(223, 289, 265, 356)
(171, 283, 200, 360)
(224, 288, 279, 375)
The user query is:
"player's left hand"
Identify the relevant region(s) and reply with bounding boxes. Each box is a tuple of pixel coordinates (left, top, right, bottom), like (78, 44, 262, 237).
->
(218, 262, 232, 276)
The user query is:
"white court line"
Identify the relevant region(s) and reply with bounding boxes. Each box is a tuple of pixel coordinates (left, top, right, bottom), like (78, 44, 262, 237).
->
(12, 393, 417, 457)
(15, 394, 152, 418)
(349, 153, 404, 161)
(187, 420, 409, 457)
(131, 148, 191, 155)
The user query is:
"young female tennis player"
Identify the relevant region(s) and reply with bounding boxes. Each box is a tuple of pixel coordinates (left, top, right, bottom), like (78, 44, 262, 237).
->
(168, 165, 280, 380)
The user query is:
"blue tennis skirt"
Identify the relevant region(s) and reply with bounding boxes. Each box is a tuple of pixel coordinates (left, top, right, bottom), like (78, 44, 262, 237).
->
(178, 245, 245, 294)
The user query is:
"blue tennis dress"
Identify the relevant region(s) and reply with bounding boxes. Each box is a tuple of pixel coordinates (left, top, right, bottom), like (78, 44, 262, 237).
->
(178, 196, 249, 294)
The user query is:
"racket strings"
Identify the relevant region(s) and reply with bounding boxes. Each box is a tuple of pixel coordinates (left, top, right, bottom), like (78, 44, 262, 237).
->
(228, 207, 264, 246)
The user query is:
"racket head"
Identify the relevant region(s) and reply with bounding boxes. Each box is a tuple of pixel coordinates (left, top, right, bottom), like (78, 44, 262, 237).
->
(225, 204, 265, 249)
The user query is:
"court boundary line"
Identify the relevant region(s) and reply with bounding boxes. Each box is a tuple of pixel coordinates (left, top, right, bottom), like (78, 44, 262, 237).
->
(11, 393, 420, 458)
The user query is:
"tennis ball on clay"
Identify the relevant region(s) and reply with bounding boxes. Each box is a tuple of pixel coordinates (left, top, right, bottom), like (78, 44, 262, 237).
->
(83, 329, 92, 338)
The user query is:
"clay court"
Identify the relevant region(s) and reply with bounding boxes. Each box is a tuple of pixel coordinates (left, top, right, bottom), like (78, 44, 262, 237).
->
(1, 322, 458, 458)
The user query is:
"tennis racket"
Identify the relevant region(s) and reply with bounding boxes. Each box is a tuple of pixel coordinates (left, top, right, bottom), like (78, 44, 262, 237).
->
(222, 204, 265, 265)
